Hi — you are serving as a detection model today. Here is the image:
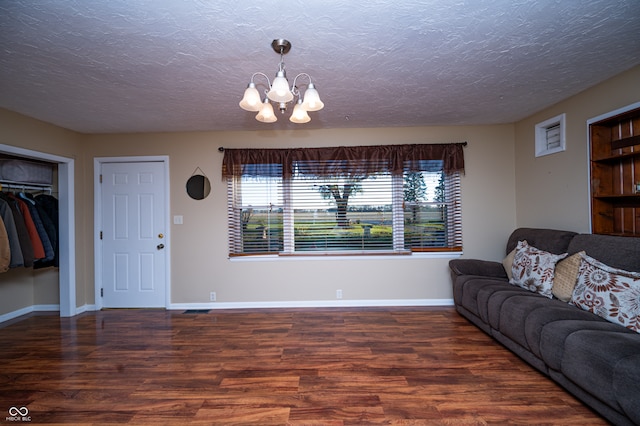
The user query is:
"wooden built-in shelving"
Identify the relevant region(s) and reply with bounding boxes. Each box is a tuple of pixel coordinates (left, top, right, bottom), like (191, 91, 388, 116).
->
(590, 106, 640, 236)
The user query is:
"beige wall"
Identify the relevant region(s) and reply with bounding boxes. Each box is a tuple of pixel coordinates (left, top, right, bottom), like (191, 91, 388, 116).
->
(513, 65, 640, 231)
(84, 125, 516, 306)
(4, 65, 635, 315)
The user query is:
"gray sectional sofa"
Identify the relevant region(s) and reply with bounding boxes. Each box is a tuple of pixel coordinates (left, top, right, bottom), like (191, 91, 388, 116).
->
(449, 228, 640, 426)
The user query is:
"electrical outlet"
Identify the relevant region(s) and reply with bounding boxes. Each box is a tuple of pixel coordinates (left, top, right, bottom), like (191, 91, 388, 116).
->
(210, 292, 216, 302)
(336, 289, 343, 299)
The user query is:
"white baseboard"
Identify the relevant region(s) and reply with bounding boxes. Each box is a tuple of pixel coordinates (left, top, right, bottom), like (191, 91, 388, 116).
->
(0, 304, 60, 323)
(0, 303, 102, 323)
(2, 300, 454, 323)
(75, 304, 97, 315)
(169, 299, 454, 311)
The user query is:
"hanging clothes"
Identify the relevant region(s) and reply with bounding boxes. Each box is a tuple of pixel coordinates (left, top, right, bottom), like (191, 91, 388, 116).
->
(23, 193, 57, 269)
(0, 188, 59, 271)
(0, 192, 34, 267)
(35, 194, 59, 268)
(0, 197, 24, 268)
(0, 213, 10, 272)
(7, 193, 45, 261)
(18, 192, 54, 263)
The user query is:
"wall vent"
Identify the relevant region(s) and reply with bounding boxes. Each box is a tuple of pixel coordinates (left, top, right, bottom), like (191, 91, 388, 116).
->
(535, 113, 566, 157)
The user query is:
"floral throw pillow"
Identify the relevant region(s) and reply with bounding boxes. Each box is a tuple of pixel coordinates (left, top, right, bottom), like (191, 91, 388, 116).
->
(510, 240, 567, 298)
(570, 254, 640, 333)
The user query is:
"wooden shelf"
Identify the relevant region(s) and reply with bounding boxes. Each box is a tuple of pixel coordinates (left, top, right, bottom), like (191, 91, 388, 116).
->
(611, 134, 640, 150)
(590, 105, 640, 236)
(592, 150, 640, 163)
(593, 194, 640, 199)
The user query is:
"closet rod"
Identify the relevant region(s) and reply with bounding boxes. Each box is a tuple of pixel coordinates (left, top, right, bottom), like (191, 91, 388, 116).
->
(0, 180, 53, 193)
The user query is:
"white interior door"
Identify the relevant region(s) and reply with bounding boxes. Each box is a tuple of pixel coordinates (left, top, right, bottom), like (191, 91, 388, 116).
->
(101, 161, 166, 308)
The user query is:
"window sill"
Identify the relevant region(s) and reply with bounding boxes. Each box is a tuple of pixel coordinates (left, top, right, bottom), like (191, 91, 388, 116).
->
(229, 251, 463, 262)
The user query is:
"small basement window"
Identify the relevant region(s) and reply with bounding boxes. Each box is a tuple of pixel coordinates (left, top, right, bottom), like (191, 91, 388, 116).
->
(535, 113, 566, 157)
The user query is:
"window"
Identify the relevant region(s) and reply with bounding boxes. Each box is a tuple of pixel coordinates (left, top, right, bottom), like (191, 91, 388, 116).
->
(535, 113, 566, 157)
(223, 143, 465, 256)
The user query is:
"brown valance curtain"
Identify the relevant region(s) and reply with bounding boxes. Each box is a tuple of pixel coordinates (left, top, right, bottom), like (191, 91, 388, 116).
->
(221, 142, 465, 179)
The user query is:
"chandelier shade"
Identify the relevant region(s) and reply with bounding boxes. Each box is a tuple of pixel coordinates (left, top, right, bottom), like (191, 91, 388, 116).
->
(238, 82, 261, 112)
(301, 83, 324, 112)
(290, 100, 311, 123)
(267, 71, 294, 103)
(239, 39, 323, 124)
(255, 98, 277, 123)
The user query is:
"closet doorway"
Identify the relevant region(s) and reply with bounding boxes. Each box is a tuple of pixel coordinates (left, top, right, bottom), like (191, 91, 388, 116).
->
(0, 144, 75, 317)
(94, 156, 170, 309)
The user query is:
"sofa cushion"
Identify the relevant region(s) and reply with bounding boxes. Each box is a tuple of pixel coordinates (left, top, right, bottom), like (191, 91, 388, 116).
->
(452, 274, 490, 306)
(552, 251, 584, 302)
(485, 287, 537, 330)
(568, 233, 640, 272)
(524, 305, 602, 359)
(506, 228, 577, 256)
(571, 254, 640, 332)
(539, 319, 629, 371)
(561, 330, 640, 416)
(509, 240, 567, 298)
(614, 353, 640, 424)
(458, 277, 510, 319)
(449, 259, 508, 280)
(496, 294, 562, 351)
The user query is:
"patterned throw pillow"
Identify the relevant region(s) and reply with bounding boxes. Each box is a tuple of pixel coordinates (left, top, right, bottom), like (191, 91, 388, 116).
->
(510, 240, 568, 298)
(552, 251, 585, 302)
(570, 254, 640, 333)
(502, 248, 516, 280)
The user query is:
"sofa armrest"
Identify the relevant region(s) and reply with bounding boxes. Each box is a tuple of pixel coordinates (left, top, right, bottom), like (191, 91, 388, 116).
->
(449, 259, 508, 279)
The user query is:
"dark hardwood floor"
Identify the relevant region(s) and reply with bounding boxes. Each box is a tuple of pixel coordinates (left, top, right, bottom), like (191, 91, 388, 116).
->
(0, 307, 607, 425)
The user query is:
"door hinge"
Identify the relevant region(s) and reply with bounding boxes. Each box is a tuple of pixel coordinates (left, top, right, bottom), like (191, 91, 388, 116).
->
(100, 231, 103, 240)
(99, 174, 103, 183)
(100, 288, 104, 297)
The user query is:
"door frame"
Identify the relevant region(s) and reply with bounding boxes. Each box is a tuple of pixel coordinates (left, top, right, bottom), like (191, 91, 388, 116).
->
(94, 156, 171, 310)
(0, 144, 76, 317)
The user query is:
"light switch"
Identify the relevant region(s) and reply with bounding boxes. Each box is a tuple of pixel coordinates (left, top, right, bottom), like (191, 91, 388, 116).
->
(173, 215, 183, 225)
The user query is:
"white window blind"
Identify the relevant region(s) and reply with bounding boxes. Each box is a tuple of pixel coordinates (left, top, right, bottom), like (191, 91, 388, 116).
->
(290, 163, 395, 253)
(224, 144, 464, 256)
(227, 173, 284, 255)
(403, 170, 462, 251)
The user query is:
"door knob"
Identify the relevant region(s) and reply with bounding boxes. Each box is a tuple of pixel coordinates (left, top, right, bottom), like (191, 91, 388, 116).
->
(157, 243, 165, 250)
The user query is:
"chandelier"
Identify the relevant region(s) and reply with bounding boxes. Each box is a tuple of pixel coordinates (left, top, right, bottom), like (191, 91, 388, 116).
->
(239, 39, 324, 124)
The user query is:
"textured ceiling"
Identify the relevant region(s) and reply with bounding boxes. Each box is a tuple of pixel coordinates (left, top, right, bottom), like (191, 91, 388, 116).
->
(1, 0, 639, 134)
